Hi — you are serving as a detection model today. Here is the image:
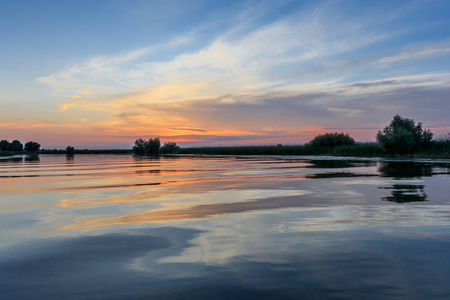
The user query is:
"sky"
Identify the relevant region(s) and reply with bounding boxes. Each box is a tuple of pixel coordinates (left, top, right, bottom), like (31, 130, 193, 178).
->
(1, 0, 450, 149)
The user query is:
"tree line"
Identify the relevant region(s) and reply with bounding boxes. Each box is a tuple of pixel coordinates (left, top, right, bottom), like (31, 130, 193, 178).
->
(132, 137, 180, 155)
(307, 114, 434, 154)
(0, 140, 41, 152)
(0, 140, 77, 155)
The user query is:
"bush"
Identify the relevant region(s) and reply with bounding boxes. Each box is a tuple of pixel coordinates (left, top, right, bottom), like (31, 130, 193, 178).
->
(24, 141, 41, 152)
(376, 115, 433, 155)
(308, 132, 355, 148)
(133, 137, 161, 155)
(160, 142, 180, 154)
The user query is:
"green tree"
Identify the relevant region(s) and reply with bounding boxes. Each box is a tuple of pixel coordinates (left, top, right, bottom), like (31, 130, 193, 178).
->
(376, 115, 433, 154)
(8, 140, 23, 152)
(308, 132, 355, 148)
(132, 138, 147, 155)
(66, 146, 75, 155)
(0, 140, 10, 151)
(24, 141, 41, 152)
(133, 137, 161, 155)
(145, 137, 161, 155)
(160, 142, 180, 154)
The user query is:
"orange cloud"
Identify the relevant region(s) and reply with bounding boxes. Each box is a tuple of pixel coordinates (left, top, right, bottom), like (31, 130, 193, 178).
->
(57, 99, 92, 111)
(0, 120, 48, 129)
(77, 90, 93, 94)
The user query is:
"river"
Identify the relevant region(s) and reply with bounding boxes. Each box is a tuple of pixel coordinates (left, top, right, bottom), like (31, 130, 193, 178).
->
(1, 154, 450, 299)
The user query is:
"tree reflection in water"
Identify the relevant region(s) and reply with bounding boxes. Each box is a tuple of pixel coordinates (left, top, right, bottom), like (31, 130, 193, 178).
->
(25, 154, 40, 162)
(378, 161, 433, 178)
(378, 161, 450, 203)
(381, 184, 427, 203)
(306, 159, 376, 169)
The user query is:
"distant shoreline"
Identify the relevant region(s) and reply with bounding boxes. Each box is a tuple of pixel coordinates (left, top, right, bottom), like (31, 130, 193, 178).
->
(2, 142, 449, 159)
(37, 149, 133, 155)
(177, 143, 450, 159)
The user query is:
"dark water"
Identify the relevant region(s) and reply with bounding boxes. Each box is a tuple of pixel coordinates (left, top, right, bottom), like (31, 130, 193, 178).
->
(1, 154, 450, 299)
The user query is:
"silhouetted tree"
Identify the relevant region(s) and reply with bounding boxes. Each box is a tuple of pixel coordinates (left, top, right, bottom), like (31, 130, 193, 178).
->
(133, 137, 161, 155)
(308, 132, 355, 148)
(376, 115, 433, 154)
(24, 141, 41, 152)
(146, 137, 160, 155)
(66, 146, 75, 155)
(160, 142, 180, 154)
(8, 140, 23, 152)
(133, 138, 146, 154)
(0, 140, 10, 151)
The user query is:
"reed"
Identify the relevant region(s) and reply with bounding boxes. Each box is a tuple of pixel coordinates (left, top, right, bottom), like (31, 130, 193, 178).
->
(0, 150, 14, 156)
(179, 141, 450, 158)
(179, 143, 384, 157)
(38, 149, 133, 154)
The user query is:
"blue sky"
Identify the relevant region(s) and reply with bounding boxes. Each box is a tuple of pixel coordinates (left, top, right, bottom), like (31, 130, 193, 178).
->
(1, 0, 450, 148)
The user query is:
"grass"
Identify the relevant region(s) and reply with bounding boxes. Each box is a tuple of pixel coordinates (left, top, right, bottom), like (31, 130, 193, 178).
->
(407, 140, 450, 159)
(38, 149, 133, 154)
(178, 143, 385, 157)
(0, 150, 14, 156)
(178, 141, 450, 159)
(8, 139, 450, 159)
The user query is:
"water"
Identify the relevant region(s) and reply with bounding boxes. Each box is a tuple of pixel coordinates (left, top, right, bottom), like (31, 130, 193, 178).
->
(1, 154, 450, 299)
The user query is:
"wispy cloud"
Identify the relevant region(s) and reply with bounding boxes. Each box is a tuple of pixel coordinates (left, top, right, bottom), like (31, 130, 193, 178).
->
(77, 90, 93, 95)
(35, 34, 195, 94)
(379, 44, 450, 64)
(170, 127, 207, 133)
(0, 120, 48, 129)
(38, 1, 395, 96)
(57, 99, 91, 112)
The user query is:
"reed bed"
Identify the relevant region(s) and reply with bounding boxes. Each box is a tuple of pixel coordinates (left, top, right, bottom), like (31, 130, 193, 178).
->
(179, 141, 450, 158)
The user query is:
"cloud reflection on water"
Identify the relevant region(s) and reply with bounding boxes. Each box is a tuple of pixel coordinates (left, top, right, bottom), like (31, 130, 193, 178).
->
(4, 209, 450, 299)
(63, 192, 313, 230)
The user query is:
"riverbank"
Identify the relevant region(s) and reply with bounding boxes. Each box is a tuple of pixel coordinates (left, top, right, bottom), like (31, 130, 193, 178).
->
(178, 141, 450, 159)
(38, 149, 133, 154)
(0, 150, 14, 156)
(5, 140, 448, 159)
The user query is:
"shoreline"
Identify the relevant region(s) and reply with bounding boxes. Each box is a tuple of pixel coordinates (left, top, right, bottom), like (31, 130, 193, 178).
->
(3, 141, 450, 160)
(4, 152, 450, 164)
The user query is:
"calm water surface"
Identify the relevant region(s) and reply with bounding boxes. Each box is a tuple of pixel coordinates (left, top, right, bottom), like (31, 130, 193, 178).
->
(1, 154, 450, 299)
